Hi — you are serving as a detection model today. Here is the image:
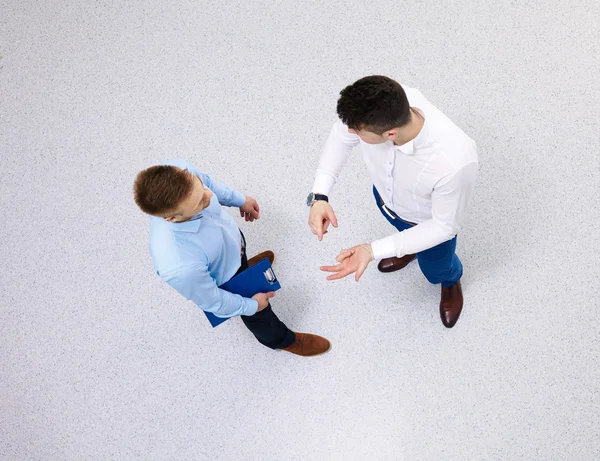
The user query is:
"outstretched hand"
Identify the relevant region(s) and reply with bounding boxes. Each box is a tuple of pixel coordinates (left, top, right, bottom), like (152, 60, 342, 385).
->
(320, 244, 374, 282)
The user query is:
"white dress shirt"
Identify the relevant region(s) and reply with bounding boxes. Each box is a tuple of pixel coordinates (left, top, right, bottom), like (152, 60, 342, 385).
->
(312, 85, 478, 260)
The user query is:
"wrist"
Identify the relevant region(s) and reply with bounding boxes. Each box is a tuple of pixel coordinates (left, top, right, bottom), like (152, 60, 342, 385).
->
(307, 192, 329, 207)
(245, 298, 259, 316)
(360, 244, 375, 261)
(232, 191, 247, 208)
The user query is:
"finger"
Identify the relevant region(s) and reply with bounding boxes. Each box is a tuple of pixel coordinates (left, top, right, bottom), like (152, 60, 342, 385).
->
(251, 207, 260, 219)
(310, 217, 325, 232)
(335, 248, 353, 259)
(310, 225, 327, 236)
(311, 215, 326, 240)
(240, 209, 244, 217)
(335, 250, 353, 263)
(326, 268, 354, 281)
(320, 264, 343, 272)
(310, 218, 324, 240)
(328, 209, 339, 228)
(266, 291, 276, 299)
(355, 263, 367, 282)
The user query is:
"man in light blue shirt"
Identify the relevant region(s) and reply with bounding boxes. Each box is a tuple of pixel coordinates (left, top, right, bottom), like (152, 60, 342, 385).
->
(134, 160, 330, 356)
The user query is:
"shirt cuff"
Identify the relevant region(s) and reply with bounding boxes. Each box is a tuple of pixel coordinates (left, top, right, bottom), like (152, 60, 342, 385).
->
(312, 174, 336, 196)
(242, 298, 259, 316)
(371, 235, 400, 260)
(231, 191, 246, 208)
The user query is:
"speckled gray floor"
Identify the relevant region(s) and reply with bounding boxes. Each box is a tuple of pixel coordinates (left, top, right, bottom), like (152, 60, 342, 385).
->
(1, 1, 599, 460)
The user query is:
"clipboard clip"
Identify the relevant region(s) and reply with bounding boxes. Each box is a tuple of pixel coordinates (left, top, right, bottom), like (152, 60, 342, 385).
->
(263, 268, 277, 284)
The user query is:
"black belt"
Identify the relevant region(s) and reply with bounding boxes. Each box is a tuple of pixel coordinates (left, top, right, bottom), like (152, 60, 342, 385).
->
(378, 197, 417, 227)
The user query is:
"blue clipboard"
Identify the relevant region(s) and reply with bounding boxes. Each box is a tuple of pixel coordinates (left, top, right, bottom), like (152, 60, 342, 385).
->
(204, 258, 281, 327)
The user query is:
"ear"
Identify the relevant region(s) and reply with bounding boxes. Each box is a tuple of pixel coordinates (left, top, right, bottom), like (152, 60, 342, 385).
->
(385, 129, 398, 140)
(164, 216, 177, 222)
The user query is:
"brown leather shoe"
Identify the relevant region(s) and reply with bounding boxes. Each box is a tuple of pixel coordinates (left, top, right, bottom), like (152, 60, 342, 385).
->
(283, 333, 331, 357)
(440, 281, 463, 328)
(247, 250, 275, 267)
(377, 254, 416, 273)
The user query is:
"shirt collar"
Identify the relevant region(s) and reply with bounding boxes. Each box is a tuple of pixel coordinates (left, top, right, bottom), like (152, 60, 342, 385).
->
(396, 139, 415, 155)
(394, 107, 427, 155)
(155, 212, 204, 233)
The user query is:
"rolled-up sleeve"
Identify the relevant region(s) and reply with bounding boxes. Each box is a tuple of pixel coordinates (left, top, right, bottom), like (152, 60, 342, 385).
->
(371, 162, 478, 259)
(163, 265, 258, 318)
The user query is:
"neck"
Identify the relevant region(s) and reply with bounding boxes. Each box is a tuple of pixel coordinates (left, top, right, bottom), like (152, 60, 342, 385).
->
(393, 108, 424, 145)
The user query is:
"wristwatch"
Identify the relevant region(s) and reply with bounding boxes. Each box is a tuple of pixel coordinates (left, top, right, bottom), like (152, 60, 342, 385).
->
(306, 193, 328, 207)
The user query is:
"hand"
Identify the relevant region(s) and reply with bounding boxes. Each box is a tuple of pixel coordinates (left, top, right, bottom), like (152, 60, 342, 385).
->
(240, 196, 260, 222)
(252, 291, 276, 311)
(308, 201, 338, 241)
(320, 244, 374, 282)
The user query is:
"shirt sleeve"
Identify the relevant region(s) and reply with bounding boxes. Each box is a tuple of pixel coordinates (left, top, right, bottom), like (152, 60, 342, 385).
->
(312, 120, 360, 195)
(196, 171, 246, 208)
(370, 162, 478, 259)
(163, 160, 246, 207)
(163, 265, 259, 318)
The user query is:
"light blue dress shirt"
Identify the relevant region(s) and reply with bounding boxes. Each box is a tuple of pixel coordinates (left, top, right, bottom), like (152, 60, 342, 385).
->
(149, 160, 259, 318)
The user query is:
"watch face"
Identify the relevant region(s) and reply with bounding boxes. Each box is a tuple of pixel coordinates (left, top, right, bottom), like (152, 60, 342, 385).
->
(306, 193, 315, 206)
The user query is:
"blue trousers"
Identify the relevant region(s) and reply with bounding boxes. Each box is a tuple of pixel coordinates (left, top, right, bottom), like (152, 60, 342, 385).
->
(373, 187, 462, 288)
(238, 233, 295, 349)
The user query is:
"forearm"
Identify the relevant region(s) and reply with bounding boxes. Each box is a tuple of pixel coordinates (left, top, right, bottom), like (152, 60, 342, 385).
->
(312, 121, 357, 195)
(211, 185, 246, 208)
(371, 162, 478, 259)
(166, 271, 258, 318)
(370, 219, 455, 260)
(199, 172, 246, 207)
(204, 291, 258, 318)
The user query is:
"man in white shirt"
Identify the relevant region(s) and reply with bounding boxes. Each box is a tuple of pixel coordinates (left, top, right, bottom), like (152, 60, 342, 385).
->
(308, 76, 478, 328)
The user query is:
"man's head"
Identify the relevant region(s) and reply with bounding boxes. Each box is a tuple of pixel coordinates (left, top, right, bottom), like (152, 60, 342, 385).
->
(336, 75, 412, 144)
(133, 165, 213, 222)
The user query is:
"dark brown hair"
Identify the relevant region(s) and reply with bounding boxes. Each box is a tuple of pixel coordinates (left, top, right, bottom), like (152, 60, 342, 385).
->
(133, 165, 194, 215)
(337, 75, 411, 134)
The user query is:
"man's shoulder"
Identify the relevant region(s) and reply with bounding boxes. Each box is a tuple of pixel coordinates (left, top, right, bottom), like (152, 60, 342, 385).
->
(402, 85, 427, 103)
(149, 218, 206, 276)
(420, 118, 477, 172)
(401, 84, 477, 169)
(149, 219, 180, 267)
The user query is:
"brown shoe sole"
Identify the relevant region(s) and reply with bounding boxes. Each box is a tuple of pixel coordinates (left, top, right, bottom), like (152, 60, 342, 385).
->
(248, 251, 275, 267)
(279, 342, 332, 357)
